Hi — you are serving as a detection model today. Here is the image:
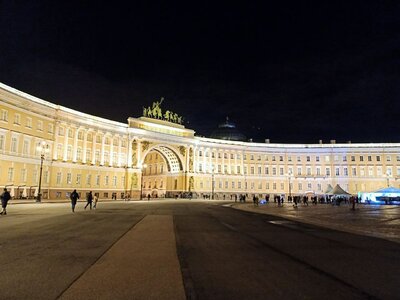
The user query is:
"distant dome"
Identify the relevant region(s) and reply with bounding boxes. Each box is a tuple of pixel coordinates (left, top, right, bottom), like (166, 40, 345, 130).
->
(210, 117, 247, 142)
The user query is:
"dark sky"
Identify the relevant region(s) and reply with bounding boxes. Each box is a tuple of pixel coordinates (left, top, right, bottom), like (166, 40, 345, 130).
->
(1, 1, 400, 143)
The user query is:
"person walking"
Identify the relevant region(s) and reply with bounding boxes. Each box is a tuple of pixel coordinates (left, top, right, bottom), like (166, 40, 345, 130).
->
(70, 189, 79, 213)
(1, 188, 11, 215)
(85, 191, 93, 210)
(93, 194, 99, 209)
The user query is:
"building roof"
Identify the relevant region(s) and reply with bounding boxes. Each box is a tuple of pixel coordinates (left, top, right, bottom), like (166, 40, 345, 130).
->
(209, 117, 247, 142)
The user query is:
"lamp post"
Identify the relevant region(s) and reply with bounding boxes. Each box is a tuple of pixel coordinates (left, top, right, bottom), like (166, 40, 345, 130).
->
(211, 167, 215, 200)
(36, 141, 50, 202)
(287, 170, 293, 201)
(140, 163, 147, 200)
(385, 171, 391, 188)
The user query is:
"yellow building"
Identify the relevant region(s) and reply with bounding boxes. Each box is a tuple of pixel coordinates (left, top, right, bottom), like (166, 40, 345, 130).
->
(1, 82, 399, 200)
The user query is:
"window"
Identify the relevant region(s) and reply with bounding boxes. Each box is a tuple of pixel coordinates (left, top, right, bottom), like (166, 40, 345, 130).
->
(273, 182, 276, 190)
(1, 109, 8, 121)
(104, 175, 109, 185)
(265, 167, 269, 175)
(360, 156, 364, 162)
(297, 167, 302, 175)
(280, 167, 284, 176)
(5, 167, 14, 182)
(232, 181, 235, 188)
(73, 174, 80, 185)
(0, 134, 4, 151)
(68, 129, 73, 138)
(324, 155, 330, 162)
(67, 173, 72, 184)
(368, 156, 372, 162)
(48, 124, 54, 133)
(272, 167, 277, 175)
(376, 156, 381, 162)
(37, 120, 43, 131)
(351, 156, 355, 162)
(43, 171, 49, 184)
(257, 155, 261, 161)
(113, 176, 117, 186)
(57, 144, 63, 159)
(279, 156, 283, 162)
(26, 117, 32, 128)
(344, 167, 348, 176)
(95, 150, 100, 163)
(377, 167, 382, 176)
(258, 166, 262, 174)
(96, 175, 100, 185)
(23, 140, 29, 155)
(369, 167, 374, 176)
(86, 175, 91, 185)
(77, 148, 82, 161)
(280, 183, 284, 190)
(96, 135, 101, 143)
(67, 145, 72, 160)
(335, 167, 340, 176)
(250, 154, 254, 160)
(199, 150, 202, 157)
(352, 167, 357, 176)
(307, 183, 312, 189)
(316, 156, 320, 162)
(306, 156, 310, 162)
(360, 167, 365, 176)
(343, 156, 347, 162)
(326, 168, 331, 176)
(386, 156, 391, 162)
(316, 167, 321, 176)
(272, 156, 276, 161)
(266, 182, 269, 189)
(56, 172, 62, 184)
(297, 156, 301, 162)
(334, 155, 339, 161)
(306, 167, 311, 175)
(21, 169, 26, 182)
(78, 131, 83, 140)
(225, 181, 228, 189)
(298, 183, 302, 190)
(250, 167, 255, 174)
(11, 137, 18, 153)
(288, 156, 292, 162)
(14, 114, 20, 125)
(86, 149, 91, 162)
(237, 166, 241, 174)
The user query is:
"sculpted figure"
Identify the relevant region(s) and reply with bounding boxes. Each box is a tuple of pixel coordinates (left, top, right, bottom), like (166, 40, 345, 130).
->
(143, 107, 147, 117)
(164, 110, 170, 122)
(147, 106, 153, 118)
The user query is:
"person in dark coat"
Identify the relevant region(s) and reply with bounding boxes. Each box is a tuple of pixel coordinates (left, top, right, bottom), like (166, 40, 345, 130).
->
(70, 189, 79, 213)
(85, 191, 93, 210)
(1, 188, 11, 215)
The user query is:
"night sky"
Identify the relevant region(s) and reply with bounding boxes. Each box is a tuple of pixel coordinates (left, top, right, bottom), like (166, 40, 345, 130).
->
(1, 1, 400, 143)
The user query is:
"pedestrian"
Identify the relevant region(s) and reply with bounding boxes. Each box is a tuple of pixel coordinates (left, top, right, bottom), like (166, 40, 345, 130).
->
(253, 195, 258, 206)
(148, 194, 151, 201)
(293, 196, 298, 208)
(70, 189, 79, 212)
(1, 188, 11, 215)
(93, 194, 99, 209)
(85, 191, 93, 210)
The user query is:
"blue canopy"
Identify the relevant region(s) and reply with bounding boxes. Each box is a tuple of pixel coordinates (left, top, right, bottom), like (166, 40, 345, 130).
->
(373, 187, 400, 194)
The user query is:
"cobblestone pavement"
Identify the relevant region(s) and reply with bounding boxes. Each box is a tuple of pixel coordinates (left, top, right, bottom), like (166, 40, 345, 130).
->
(232, 202, 400, 243)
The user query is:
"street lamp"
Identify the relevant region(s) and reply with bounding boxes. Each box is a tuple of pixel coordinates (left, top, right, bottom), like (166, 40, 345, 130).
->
(36, 141, 50, 202)
(385, 170, 391, 188)
(287, 170, 293, 202)
(211, 166, 215, 200)
(140, 163, 147, 200)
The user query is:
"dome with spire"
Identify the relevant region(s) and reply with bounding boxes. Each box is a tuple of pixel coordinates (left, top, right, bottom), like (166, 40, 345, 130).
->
(209, 117, 247, 142)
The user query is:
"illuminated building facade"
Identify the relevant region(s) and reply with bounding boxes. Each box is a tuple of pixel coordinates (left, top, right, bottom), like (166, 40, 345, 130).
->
(1, 82, 399, 200)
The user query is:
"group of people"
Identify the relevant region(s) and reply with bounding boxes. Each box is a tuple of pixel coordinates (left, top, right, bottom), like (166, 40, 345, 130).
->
(70, 190, 98, 212)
